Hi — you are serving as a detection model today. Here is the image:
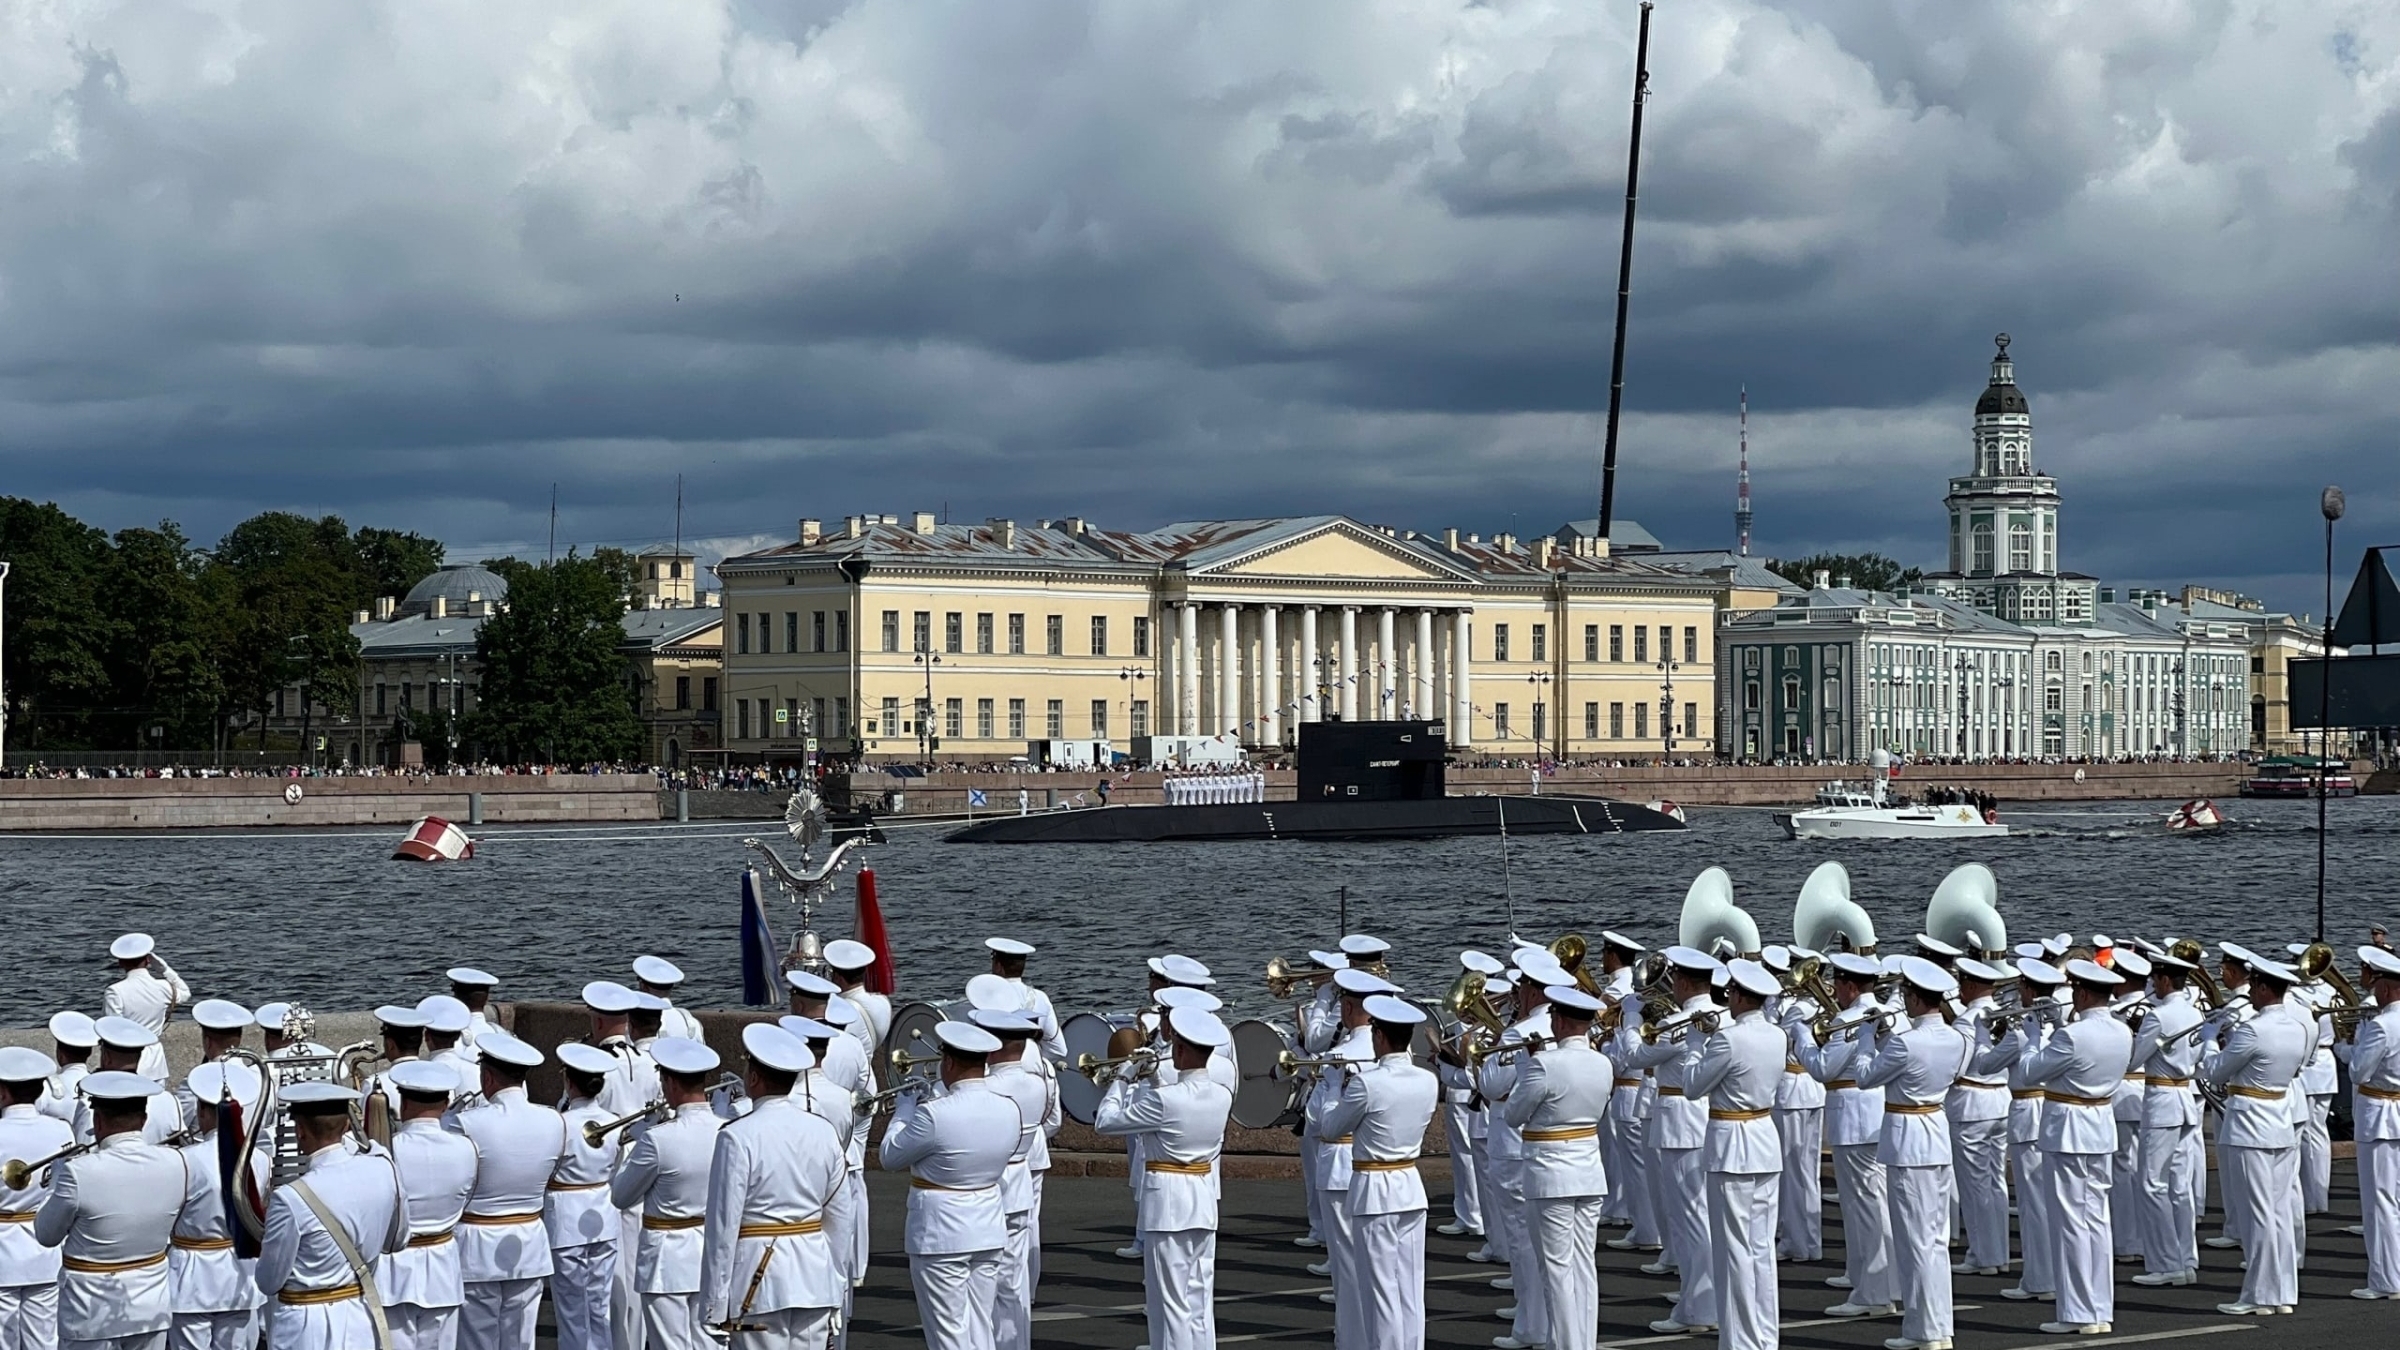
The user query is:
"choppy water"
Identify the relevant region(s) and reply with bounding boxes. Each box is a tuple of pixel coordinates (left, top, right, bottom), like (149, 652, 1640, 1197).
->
(1, 796, 2393, 1028)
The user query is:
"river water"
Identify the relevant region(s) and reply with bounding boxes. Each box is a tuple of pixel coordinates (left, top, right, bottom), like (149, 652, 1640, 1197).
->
(2, 796, 2393, 1027)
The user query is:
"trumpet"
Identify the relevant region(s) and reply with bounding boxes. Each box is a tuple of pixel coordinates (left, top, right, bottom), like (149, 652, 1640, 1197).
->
(855, 1076, 932, 1116)
(1986, 998, 2070, 1031)
(1639, 1008, 1721, 1045)
(583, 1101, 668, 1148)
(888, 1048, 941, 1076)
(1275, 1050, 1355, 1079)
(2159, 998, 2250, 1049)
(1266, 955, 1330, 1001)
(1074, 1047, 1159, 1085)
(3, 1139, 94, 1190)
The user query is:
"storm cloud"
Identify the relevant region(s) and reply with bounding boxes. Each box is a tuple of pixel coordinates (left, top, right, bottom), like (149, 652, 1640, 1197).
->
(2, 0, 2392, 610)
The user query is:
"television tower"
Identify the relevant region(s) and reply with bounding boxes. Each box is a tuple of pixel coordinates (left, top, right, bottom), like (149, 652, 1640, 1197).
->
(1734, 386, 1753, 556)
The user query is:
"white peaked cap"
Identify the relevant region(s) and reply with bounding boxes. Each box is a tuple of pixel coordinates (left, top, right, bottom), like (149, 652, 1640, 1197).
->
(1167, 1007, 1230, 1048)
(2015, 957, 2066, 987)
(1546, 986, 1604, 1015)
(1514, 948, 1571, 988)
(823, 939, 878, 970)
(1155, 986, 1223, 1013)
(48, 1011, 97, 1048)
(778, 1015, 837, 1042)
(447, 967, 498, 987)
(2360, 946, 2400, 978)
(82, 1070, 161, 1101)
(109, 933, 155, 961)
(478, 1031, 544, 1069)
(964, 973, 1028, 1012)
(1361, 994, 1426, 1025)
(2112, 951, 2153, 979)
(1956, 958, 2009, 984)
(1914, 933, 1964, 959)
(741, 1023, 813, 1074)
(189, 1060, 264, 1111)
(374, 1004, 431, 1030)
(192, 999, 251, 1032)
(95, 1016, 156, 1050)
(557, 1043, 616, 1076)
(651, 1038, 720, 1076)
(0, 1048, 54, 1082)
(1896, 955, 1958, 997)
(1339, 934, 1391, 957)
(934, 1022, 1002, 1056)
(632, 956, 685, 986)
(1726, 959, 1779, 1000)
(2064, 958, 2122, 987)
(983, 937, 1036, 957)
(1459, 950, 1507, 977)
(281, 1080, 359, 1108)
(1332, 968, 1395, 996)
(387, 1061, 458, 1097)
(822, 994, 860, 1027)
(1828, 952, 1880, 980)
(969, 1007, 1040, 1035)
(417, 995, 471, 1033)
(784, 969, 839, 997)
(581, 982, 639, 1014)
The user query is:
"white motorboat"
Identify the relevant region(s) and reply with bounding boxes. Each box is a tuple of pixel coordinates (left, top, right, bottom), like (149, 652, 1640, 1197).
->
(1777, 751, 2007, 841)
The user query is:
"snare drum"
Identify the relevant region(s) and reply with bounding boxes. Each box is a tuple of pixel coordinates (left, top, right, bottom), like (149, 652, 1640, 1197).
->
(1060, 1011, 1144, 1124)
(1229, 1018, 1304, 1129)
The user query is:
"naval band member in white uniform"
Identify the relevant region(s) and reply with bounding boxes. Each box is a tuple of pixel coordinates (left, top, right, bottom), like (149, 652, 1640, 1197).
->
(173, 1004, 251, 1135)
(455, 1032, 568, 1350)
(0, 1046, 72, 1350)
(698, 1026, 852, 1350)
(2021, 958, 2135, 1335)
(381, 1062, 479, 1350)
(1789, 952, 1893, 1319)
(2344, 945, 2400, 1300)
(2202, 950, 2311, 1316)
(821, 943, 892, 1061)
(1319, 995, 1439, 1350)
(444, 972, 501, 1052)
(2128, 950, 2207, 1287)
(1944, 959, 2012, 1277)
(168, 1063, 260, 1350)
(75, 1025, 179, 1148)
(611, 1038, 724, 1350)
(100, 937, 186, 1086)
(1856, 956, 1966, 1350)
(251, 1081, 408, 1350)
(631, 959, 706, 1045)
(1761, 947, 1824, 1265)
(1307, 967, 1387, 1350)
(878, 1022, 1019, 1350)
(1479, 951, 1562, 1350)
(1686, 960, 1787, 1350)
(1623, 946, 1726, 1337)
(1499, 984, 1611, 1350)
(39, 1014, 98, 1134)
(549, 1044, 624, 1350)
(36, 1070, 189, 1350)
(1093, 1007, 1234, 1350)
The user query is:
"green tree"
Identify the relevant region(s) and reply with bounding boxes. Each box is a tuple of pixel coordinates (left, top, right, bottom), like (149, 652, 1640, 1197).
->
(214, 513, 365, 748)
(0, 498, 114, 748)
(469, 552, 640, 762)
(1767, 553, 1925, 595)
(100, 523, 232, 750)
(353, 527, 445, 603)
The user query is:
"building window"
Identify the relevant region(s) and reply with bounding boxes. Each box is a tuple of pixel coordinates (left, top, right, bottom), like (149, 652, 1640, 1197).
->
(785, 612, 799, 653)
(1658, 627, 1673, 662)
(1684, 627, 1698, 664)
(1684, 701, 1697, 736)
(737, 614, 751, 655)
(674, 676, 691, 710)
(945, 613, 963, 654)
(400, 683, 413, 711)
(1610, 625, 1624, 662)
(1494, 624, 1511, 663)
(833, 612, 848, 651)
(1531, 702, 1547, 743)
(1494, 703, 1512, 739)
(1783, 676, 1800, 711)
(1633, 627, 1649, 663)
(1091, 616, 1108, 657)
(2045, 686, 2062, 712)
(832, 696, 846, 733)
(736, 699, 750, 739)
(1131, 699, 1150, 737)
(810, 612, 826, 652)
(702, 678, 718, 711)
(812, 698, 827, 737)
(1610, 702, 1625, 737)
(881, 611, 900, 653)
(1530, 625, 1547, 663)
(1090, 700, 1108, 738)
(2009, 523, 2033, 573)
(1008, 699, 1026, 739)
(1584, 625, 1599, 662)
(945, 699, 963, 740)
(1634, 703, 1649, 738)
(1045, 699, 1064, 738)
(1008, 614, 1025, 654)
(784, 698, 799, 737)
(977, 699, 995, 739)
(913, 612, 932, 654)
(1584, 702, 1599, 738)
(1971, 524, 1994, 574)
(1133, 616, 1151, 658)
(977, 613, 994, 654)
(375, 685, 388, 716)
(1046, 615, 1063, 657)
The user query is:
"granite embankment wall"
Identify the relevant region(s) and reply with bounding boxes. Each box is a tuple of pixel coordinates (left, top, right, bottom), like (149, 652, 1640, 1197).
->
(845, 760, 2249, 813)
(0, 775, 660, 831)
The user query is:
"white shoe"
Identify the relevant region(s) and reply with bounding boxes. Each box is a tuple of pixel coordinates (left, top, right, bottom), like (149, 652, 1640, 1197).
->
(1952, 1263, 1999, 1276)
(2217, 1302, 2275, 1316)
(1495, 1305, 1518, 1320)
(1467, 1246, 1499, 1263)
(2040, 1323, 2109, 1335)
(1318, 1292, 1337, 1305)
(2203, 1235, 2241, 1249)
(1493, 1338, 1544, 1350)
(1639, 1261, 1676, 1276)
(1883, 1339, 1952, 1350)
(2131, 1271, 2194, 1287)
(1438, 1222, 1479, 1237)
(2000, 1286, 2048, 1301)
(1604, 1236, 1646, 1251)
(2354, 1288, 2400, 1300)
(1824, 1302, 1896, 1318)
(1114, 1244, 1144, 1259)
(1826, 1275, 1854, 1290)
(2346, 1224, 2368, 1236)
(1649, 1319, 1714, 1334)
(1295, 1235, 1324, 1249)
(1490, 1276, 1514, 1291)
(1306, 1261, 1331, 1277)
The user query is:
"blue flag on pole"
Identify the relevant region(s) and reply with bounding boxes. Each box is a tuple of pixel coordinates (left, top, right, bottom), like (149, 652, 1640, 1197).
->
(740, 867, 781, 1007)
(968, 788, 988, 808)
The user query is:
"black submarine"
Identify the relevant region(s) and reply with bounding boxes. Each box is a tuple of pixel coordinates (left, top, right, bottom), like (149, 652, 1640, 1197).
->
(943, 720, 1687, 843)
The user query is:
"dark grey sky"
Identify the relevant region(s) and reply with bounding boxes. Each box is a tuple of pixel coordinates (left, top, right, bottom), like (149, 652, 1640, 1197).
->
(3, 1, 2392, 613)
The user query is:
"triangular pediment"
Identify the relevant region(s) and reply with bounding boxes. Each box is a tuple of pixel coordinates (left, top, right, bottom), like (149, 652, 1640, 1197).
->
(1199, 520, 1466, 582)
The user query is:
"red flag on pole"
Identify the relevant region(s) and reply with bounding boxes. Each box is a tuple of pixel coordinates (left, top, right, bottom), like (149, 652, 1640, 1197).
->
(854, 867, 897, 995)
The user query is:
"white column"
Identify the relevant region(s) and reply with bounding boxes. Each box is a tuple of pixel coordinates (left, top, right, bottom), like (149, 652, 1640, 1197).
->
(1452, 609, 1473, 746)
(1177, 603, 1200, 735)
(1414, 610, 1434, 720)
(1376, 608, 1396, 720)
(1339, 606, 1359, 721)
(1300, 607, 1321, 724)
(1262, 605, 1282, 746)
(1218, 603, 1239, 739)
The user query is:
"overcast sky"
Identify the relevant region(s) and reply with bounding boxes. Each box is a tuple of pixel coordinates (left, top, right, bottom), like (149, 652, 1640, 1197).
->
(3, 1, 2392, 613)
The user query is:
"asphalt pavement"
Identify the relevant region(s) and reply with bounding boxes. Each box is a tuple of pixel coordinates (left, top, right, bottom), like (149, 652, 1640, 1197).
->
(843, 1161, 2397, 1349)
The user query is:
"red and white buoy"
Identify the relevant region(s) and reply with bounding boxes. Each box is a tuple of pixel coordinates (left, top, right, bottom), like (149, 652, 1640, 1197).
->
(2165, 799, 2224, 833)
(393, 816, 476, 862)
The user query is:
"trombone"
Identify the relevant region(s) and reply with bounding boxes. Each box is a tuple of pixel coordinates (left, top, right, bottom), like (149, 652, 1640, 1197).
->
(1265, 955, 1331, 1001)
(2159, 998, 2250, 1049)
(1985, 998, 2070, 1032)
(584, 1101, 667, 1148)
(1275, 1050, 1356, 1080)
(855, 1076, 932, 1117)
(1638, 1008, 1721, 1045)
(2170, 938, 2227, 1010)
(1073, 1047, 1159, 1086)
(2, 1139, 94, 1190)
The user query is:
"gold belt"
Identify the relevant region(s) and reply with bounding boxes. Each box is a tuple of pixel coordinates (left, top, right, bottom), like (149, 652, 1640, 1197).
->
(406, 1230, 455, 1248)
(1523, 1125, 1600, 1142)
(1887, 1103, 1942, 1116)
(1710, 1108, 1771, 1122)
(171, 1236, 235, 1253)
(2361, 1086, 2400, 1103)
(909, 1178, 994, 1192)
(459, 1211, 542, 1226)
(1786, 1061, 1807, 1074)
(739, 1219, 823, 1237)
(64, 1251, 167, 1274)
(1614, 1078, 1642, 1089)
(1826, 1079, 1857, 1091)
(1354, 1157, 1419, 1173)
(0, 1213, 33, 1225)
(2045, 1091, 2112, 1108)
(1323, 1135, 1354, 1145)
(642, 1215, 705, 1231)
(2123, 1074, 2146, 1083)
(2011, 1089, 2043, 1100)
(546, 1180, 608, 1192)
(1145, 1159, 1213, 1176)
(279, 1284, 362, 1306)
(2145, 1076, 2194, 1089)
(1657, 1087, 1686, 1098)
(2228, 1086, 2285, 1102)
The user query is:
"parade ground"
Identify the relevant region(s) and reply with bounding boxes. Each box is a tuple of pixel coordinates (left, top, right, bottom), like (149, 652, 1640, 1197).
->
(841, 1164, 2392, 1349)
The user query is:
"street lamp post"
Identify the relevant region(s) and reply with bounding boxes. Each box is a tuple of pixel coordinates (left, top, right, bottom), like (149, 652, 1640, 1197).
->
(914, 651, 942, 763)
(2170, 657, 2187, 759)
(1954, 654, 1974, 760)
(2317, 486, 2344, 942)
(1656, 654, 1680, 760)
(1525, 671, 1554, 762)
(1119, 667, 1148, 742)
(0, 560, 10, 769)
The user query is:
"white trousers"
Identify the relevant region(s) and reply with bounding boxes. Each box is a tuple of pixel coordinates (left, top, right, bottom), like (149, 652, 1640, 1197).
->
(2363, 1137, 2400, 1296)
(1950, 1117, 2008, 1271)
(1144, 1229, 1215, 1350)
(2048, 1152, 2114, 1327)
(1445, 1103, 1485, 1233)
(2225, 1144, 2300, 1308)
(2138, 1122, 2202, 1275)
(1478, 1145, 1511, 1260)
(2109, 1122, 2142, 1257)
(1530, 1195, 1602, 1350)
(1776, 1107, 1823, 1261)
(1492, 1161, 1544, 1345)
(1023, 1171, 1043, 1299)
(0, 1284, 58, 1350)
(2011, 1140, 2055, 1294)
(459, 1279, 544, 1350)
(2212, 1129, 2244, 1246)
(1710, 1172, 1779, 1350)
(1599, 1115, 1632, 1225)
(639, 1294, 700, 1350)
(387, 1305, 459, 1350)
(1886, 1163, 1954, 1347)
(165, 1313, 247, 1350)
(1323, 1192, 1364, 1350)
(613, 1215, 645, 1350)
(908, 1250, 1001, 1350)
(1831, 1144, 1894, 1307)
(1658, 1147, 1713, 1325)
(993, 1210, 1031, 1350)
(2302, 1095, 2333, 1213)
(1353, 1210, 1425, 1350)
(732, 1308, 829, 1350)
(551, 1244, 613, 1350)
(1301, 1144, 1325, 1243)
(1622, 1116, 1660, 1246)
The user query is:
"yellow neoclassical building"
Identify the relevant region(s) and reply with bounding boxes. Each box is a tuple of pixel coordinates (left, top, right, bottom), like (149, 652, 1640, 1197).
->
(714, 512, 1771, 763)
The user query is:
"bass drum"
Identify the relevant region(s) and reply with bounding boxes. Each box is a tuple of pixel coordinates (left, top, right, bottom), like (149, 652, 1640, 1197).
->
(1060, 1011, 1142, 1125)
(1409, 1000, 1443, 1074)
(880, 1000, 958, 1088)
(1229, 1018, 1303, 1129)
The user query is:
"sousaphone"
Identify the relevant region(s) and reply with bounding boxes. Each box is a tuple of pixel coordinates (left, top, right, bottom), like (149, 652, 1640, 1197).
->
(1677, 866, 1762, 958)
(1924, 863, 2006, 960)
(1791, 861, 1878, 955)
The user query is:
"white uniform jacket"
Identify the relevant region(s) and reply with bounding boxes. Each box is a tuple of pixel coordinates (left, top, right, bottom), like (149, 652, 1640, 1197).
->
(657, 1003, 706, 1045)
(1499, 1041, 1612, 1199)
(1624, 996, 1719, 1151)
(1685, 1011, 1785, 1175)
(1093, 1069, 1233, 1234)
(1790, 998, 1886, 1148)
(1005, 982, 1065, 1065)
(253, 1144, 408, 1300)
(39, 1064, 89, 1132)
(2202, 1003, 2311, 1149)
(169, 1131, 249, 1315)
(841, 988, 893, 1057)
(0, 1104, 71, 1287)
(2130, 991, 2205, 1129)
(593, 1038, 660, 1119)
(1947, 998, 2011, 1121)
(2022, 1008, 2134, 1155)
(1773, 996, 1828, 1110)
(611, 1103, 723, 1295)
(1299, 987, 1342, 1055)
(1307, 1026, 1377, 1190)
(984, 1060, 1050, 1219)
(455, 1087, 569, 1281)
(1857, 1014, 1968, 1165)
(814, 1035, 869, 1100)
(105, 964, 191, 1036)
(877, 1080, 1018, 1257)
(548, 1100, 621, 1250)
(1319, 1053, 1439, 1216)
(698, 1095, 853, 1321)
(380, 1117, 479, 1311)
(72, 1091, 182, 1148)
(35, 1131, 187, 1339)
(1476, 1009, 1555, 1166)
(2346, 1004, 2400, 1143)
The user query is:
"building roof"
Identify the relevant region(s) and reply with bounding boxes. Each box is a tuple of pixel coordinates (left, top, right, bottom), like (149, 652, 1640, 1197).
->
(353, 607, 721, 660)
(1550, 518, 1663, 552)
(1976, 335, 2029, 417)
(401, 564, 509, 615)
(1638, 549, 1805, 596)
(619, 608, 723, 650)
